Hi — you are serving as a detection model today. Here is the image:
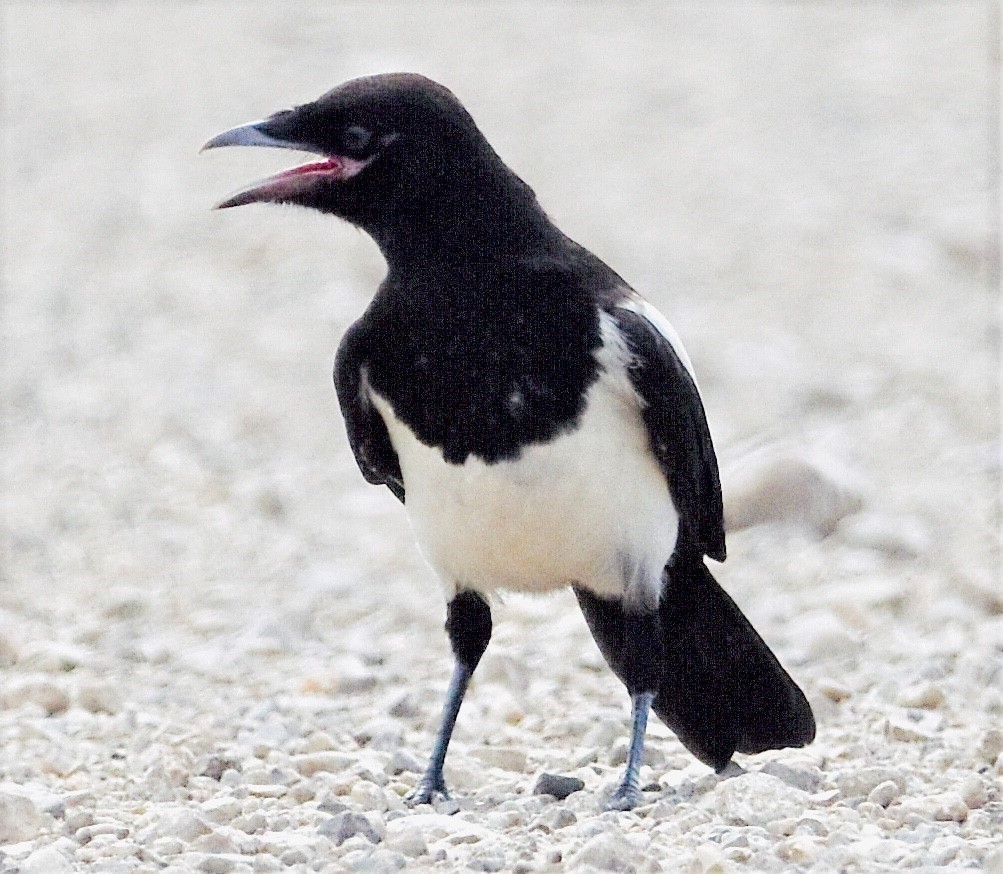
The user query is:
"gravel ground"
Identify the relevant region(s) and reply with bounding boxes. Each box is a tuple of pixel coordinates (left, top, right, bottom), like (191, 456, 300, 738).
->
(1, 4, 1000, 873)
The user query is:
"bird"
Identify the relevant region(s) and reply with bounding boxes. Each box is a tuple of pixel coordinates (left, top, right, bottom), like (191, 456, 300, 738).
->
(203, 73, 815, 811)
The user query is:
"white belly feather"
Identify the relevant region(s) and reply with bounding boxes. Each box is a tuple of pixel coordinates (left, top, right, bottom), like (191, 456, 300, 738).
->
(368, 311, 679, 608)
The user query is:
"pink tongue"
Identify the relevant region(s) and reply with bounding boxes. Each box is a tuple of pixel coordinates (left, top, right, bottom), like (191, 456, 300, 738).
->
(284, 158, 344, 177)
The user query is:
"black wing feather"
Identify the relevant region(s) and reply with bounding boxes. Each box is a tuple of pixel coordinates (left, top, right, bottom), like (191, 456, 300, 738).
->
(334, 318, 405, 503)
(577, 303, 814, 768)
(609, 305, 725, 562)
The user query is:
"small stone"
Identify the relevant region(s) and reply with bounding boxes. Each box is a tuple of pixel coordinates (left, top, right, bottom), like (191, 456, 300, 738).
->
(292, 752, 354, 777)
(794, 816, 828, 836)
(192, 830, 240, 854)
(383, 820, 428, 857)
(886, 716, 934, 742)
(867, 780, 901, 808)
(202, 755, 242, 781)
(723, 449, 863, 536)
(350, 780, 387, 811)
(3, 679, 70, 715)
(387, 749, 423, 776)
(836, 767, 907, 798)
(760, 762, 823, 792)
(818, 679, 852, 702)
(152, 836, 184, 856)
(930, 792, 968, 822)
(198, 856, 236, 874)
(298, 731, 337, 753)
(279, 848, 310, 866)
(76, 680, 121, 714)
(64, 810, 94, 834)
(317, 797, 348, 815)
(219, 769, 242, 787)
(978, 729, 1003, 763)
(776, 836, 820, 865)
(567, 830, 638, 872)
(252, 853, 282, 872)
(468, 851, 507, 872)
(715, 773, 810, 827)
(894, 683, 945, 709)
(318, 811, 383, 846)
(531, 806, 577, 832)
(150, 808, 212, 842)
(366, 848, 408, 871)
(233, 812, 266, 834)
(201, 797, 242, 824)
(289, 781, 315, 803)
(388, 694, 421, 719)
(533, 773, 585, 800)
(470, 746, 527, 772)
(0, 790, 43, 843)
(960, 775, 987, 809)
(76, 823, 130, 843)
(20, 846, 73, 874)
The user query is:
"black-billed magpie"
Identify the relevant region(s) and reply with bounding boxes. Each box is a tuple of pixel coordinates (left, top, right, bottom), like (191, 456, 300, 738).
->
(204, 73, 815, 811)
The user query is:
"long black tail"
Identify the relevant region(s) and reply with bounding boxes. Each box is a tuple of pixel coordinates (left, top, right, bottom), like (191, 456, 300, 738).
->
(574, 559, 815, 772)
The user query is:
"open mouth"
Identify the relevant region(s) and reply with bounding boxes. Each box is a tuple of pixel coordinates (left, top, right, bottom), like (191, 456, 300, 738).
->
(214, 154, 371, 210)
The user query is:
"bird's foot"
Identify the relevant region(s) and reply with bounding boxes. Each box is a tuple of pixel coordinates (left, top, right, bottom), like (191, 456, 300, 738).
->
(605, 781, 643, 811)
(405, 774, 450, 807)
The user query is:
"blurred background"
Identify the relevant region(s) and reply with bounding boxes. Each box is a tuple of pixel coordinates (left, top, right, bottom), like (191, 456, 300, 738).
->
(0, 0, 998, 851)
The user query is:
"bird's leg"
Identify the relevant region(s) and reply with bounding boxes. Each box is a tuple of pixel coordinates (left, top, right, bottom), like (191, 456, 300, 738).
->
(605, 607, 662, 812)
(406, 590, 491, 806)
(607, 690, 655, 810)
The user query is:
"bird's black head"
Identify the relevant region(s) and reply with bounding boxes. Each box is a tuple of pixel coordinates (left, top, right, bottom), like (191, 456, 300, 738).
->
(203, 73, 549, 263)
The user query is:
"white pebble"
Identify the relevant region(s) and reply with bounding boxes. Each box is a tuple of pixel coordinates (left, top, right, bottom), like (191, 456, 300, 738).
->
(76, 680, 122, 714)
(960, 775, 988, 809)
(20, 846, 73, 874)
(192, 829, 240, 854)
(567, 830, 639, 871)
(894, 683, 945, 709)
(292, 752, 354, 777)
(201, 797, 242, 824)
(715, 772, 810, 827)
(836, 767, 907, 798)
(978, 729, 1003, 763)
(149, 807, 212, 842)
(350, 780, 387, 811)
(383, 820, 428, 857)
(867, 780, 901, 808)
(818, 679, 852, 702)
(760, 762, 823, 792)
(776, 835, 821, 865)
(0, 790, 42, 843)
(3, 679, 70, 715)
(930, 792, 969, 822)
(723, 449, 863, 536)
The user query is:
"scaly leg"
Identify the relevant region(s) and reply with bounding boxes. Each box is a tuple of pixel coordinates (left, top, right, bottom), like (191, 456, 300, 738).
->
(406, 590, 491, 805)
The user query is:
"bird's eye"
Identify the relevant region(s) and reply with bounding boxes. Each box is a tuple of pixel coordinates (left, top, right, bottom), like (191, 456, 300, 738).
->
(342, 125, 373, 154)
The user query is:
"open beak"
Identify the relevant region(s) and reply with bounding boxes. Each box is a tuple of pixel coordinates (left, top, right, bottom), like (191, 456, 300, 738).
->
(202, 119, 369, 209)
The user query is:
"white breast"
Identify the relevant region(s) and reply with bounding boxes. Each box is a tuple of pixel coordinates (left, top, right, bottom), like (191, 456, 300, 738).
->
(368, 312, 678, 608)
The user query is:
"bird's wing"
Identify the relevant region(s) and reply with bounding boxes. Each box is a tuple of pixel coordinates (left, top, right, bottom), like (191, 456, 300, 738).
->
(334, 319, 405, 503)
(609, 297, 726, 562)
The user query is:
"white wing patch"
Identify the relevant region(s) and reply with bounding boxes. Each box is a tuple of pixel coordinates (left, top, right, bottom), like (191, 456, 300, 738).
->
(617, 293, 698, 386)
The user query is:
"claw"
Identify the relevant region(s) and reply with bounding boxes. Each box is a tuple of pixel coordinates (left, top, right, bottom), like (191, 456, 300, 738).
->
(605, 782, 643, 811)
(405, 776, 450, 807)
